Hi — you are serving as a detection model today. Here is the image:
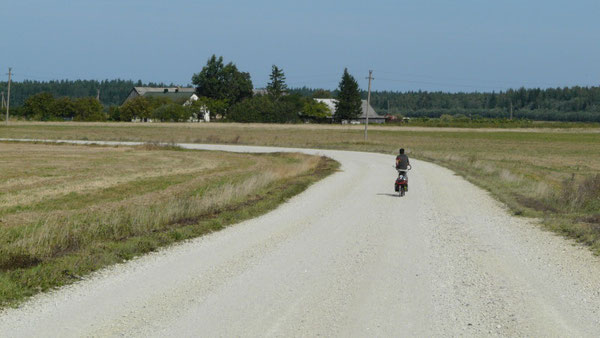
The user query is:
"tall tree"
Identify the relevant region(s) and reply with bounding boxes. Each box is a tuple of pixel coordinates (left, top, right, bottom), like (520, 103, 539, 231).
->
(192, 55, 225, 99)
(267, 65, 287, 99)
(191, 55, 253, 112)
(335, 68, 362, 122)
(221, 63, 253, 105)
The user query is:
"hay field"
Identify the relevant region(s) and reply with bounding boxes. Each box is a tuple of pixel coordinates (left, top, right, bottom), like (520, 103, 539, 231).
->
(2, 121, 599, 252)
(0, 141, 337, 306)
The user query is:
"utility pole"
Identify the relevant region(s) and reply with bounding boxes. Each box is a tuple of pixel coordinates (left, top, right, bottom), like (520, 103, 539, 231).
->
(365, 70, 374, 141)
(387, 100, 390, 116)
(6, 67, 11, 125)
(96, 88, 100, 101)
(1, 91, 5, 109)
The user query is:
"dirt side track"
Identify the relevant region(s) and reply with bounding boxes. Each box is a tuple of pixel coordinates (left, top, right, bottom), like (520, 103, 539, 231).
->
(1, 141, 600, 337)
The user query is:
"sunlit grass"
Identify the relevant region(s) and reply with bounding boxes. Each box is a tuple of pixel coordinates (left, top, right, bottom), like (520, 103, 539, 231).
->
(3, 121, 598, 252)
(0, 141, 338, 307)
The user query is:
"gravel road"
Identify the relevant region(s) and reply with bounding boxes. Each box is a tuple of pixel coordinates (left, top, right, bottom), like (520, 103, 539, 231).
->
(1, 141, 600, 337)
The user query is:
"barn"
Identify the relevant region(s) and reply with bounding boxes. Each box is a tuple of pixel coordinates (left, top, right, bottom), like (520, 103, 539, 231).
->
(123, 86, 209, 122)
(123, 87, 198, 104)
(314, 98, 386, 124)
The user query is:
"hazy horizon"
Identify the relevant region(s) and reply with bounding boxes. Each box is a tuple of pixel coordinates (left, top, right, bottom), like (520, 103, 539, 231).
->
(2, 0, 599, 93)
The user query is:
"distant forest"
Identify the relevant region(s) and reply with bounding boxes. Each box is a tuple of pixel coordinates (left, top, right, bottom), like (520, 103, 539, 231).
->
(2, 79, 600, 122)
(292, 86, 600, 122)
(0, 79, 171, 107)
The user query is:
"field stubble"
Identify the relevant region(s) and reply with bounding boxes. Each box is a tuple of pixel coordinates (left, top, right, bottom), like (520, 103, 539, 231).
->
(0, 141, 337, 306)
(2, 122, 599, 253)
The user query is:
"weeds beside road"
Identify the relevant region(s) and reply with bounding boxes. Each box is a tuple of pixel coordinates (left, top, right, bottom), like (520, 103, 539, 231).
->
(2, 122, 599, 254)
(0, 141, 338, 307)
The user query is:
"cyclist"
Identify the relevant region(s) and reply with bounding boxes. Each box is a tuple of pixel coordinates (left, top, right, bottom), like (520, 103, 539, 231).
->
(395, 148, 410, 190)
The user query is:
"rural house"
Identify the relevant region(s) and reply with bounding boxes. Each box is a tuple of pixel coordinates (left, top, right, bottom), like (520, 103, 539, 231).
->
(314, 98, 386, 124)
(124, 87, 209, 122)
(124, 86, 197, 104)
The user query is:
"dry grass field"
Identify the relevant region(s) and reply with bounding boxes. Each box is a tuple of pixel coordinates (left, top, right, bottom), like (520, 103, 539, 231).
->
(2, 122, 599, 254)
(0, 141, 337, 306)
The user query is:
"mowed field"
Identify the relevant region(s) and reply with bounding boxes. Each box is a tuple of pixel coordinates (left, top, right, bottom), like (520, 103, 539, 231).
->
(0, 141, 337, 306)
(3, 121, 600, 254)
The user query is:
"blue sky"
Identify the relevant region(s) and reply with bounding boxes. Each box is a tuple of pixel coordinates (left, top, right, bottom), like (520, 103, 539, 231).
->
(1, 0, 598, 92)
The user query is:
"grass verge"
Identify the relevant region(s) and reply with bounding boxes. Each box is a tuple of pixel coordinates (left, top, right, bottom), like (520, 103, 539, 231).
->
(0, 141, 339, 307)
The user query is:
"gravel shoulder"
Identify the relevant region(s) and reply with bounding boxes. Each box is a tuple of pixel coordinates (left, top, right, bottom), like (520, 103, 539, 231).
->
(1, 142, 600, 337)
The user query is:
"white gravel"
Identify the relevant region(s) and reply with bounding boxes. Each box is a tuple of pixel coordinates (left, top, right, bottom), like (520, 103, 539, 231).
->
(1, 141, 600, 337)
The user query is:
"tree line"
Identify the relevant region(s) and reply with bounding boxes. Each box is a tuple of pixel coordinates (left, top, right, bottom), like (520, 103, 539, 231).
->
(212, 61, 360, 123)
(107, 56, 335, 123)
(292, 86, 600, 122)
(0, 79, 171, 107)
(2, 55, 361, 123)
(16, 93, 105, 121)
(3, 59, 600, 122)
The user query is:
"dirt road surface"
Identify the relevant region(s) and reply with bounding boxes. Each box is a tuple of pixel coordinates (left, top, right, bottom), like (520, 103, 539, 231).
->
(1, 141, 600, 337)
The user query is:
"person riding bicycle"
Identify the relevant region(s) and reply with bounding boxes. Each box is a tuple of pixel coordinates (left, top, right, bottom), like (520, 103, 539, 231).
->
(395, 148, 410, 190)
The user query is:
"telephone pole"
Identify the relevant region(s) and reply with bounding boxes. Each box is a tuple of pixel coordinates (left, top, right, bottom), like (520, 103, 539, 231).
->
(364, 70, 374, 141)
(1, 91, 5, 109)
(6, 67, 11, 125)
(387, 100, 390, 116)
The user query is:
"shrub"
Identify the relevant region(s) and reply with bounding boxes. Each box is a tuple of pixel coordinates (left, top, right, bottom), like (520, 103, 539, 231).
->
(152, 103, 190, 122)
(73, 97, 106, 121)
(120, 96, 152, 121)
(561, 174, 600, 212)
(228, 94, 304, 123)
(301, 100, 331, 122)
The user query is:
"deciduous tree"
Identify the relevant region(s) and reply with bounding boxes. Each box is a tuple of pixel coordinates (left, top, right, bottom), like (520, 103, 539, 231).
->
(228, 94, 303, 123)
(73, 97, 106, 121)
(152, 103, 188, 122)
(22, 92, 55, 120)
(191, 55, 253, 113)
(301, 100, 331, 122)
(120, 96, 152, 121)
(190, 97, 228, 119)
(52, 97, 76, 120)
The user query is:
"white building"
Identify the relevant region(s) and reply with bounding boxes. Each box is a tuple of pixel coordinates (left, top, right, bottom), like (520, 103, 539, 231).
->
(314, 98, 385, 124)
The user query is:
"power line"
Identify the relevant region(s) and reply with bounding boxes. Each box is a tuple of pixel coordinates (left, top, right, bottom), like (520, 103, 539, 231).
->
(286, 79, 340, 87)
(283, 72, 342, 80)
(376, 77, 501, 90)
(289, 73, 575, 92)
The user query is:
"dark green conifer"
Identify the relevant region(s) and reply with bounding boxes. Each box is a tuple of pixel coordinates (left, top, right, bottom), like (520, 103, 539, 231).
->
(267, 65, 288, 99)
(335, 68, 362, 122)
